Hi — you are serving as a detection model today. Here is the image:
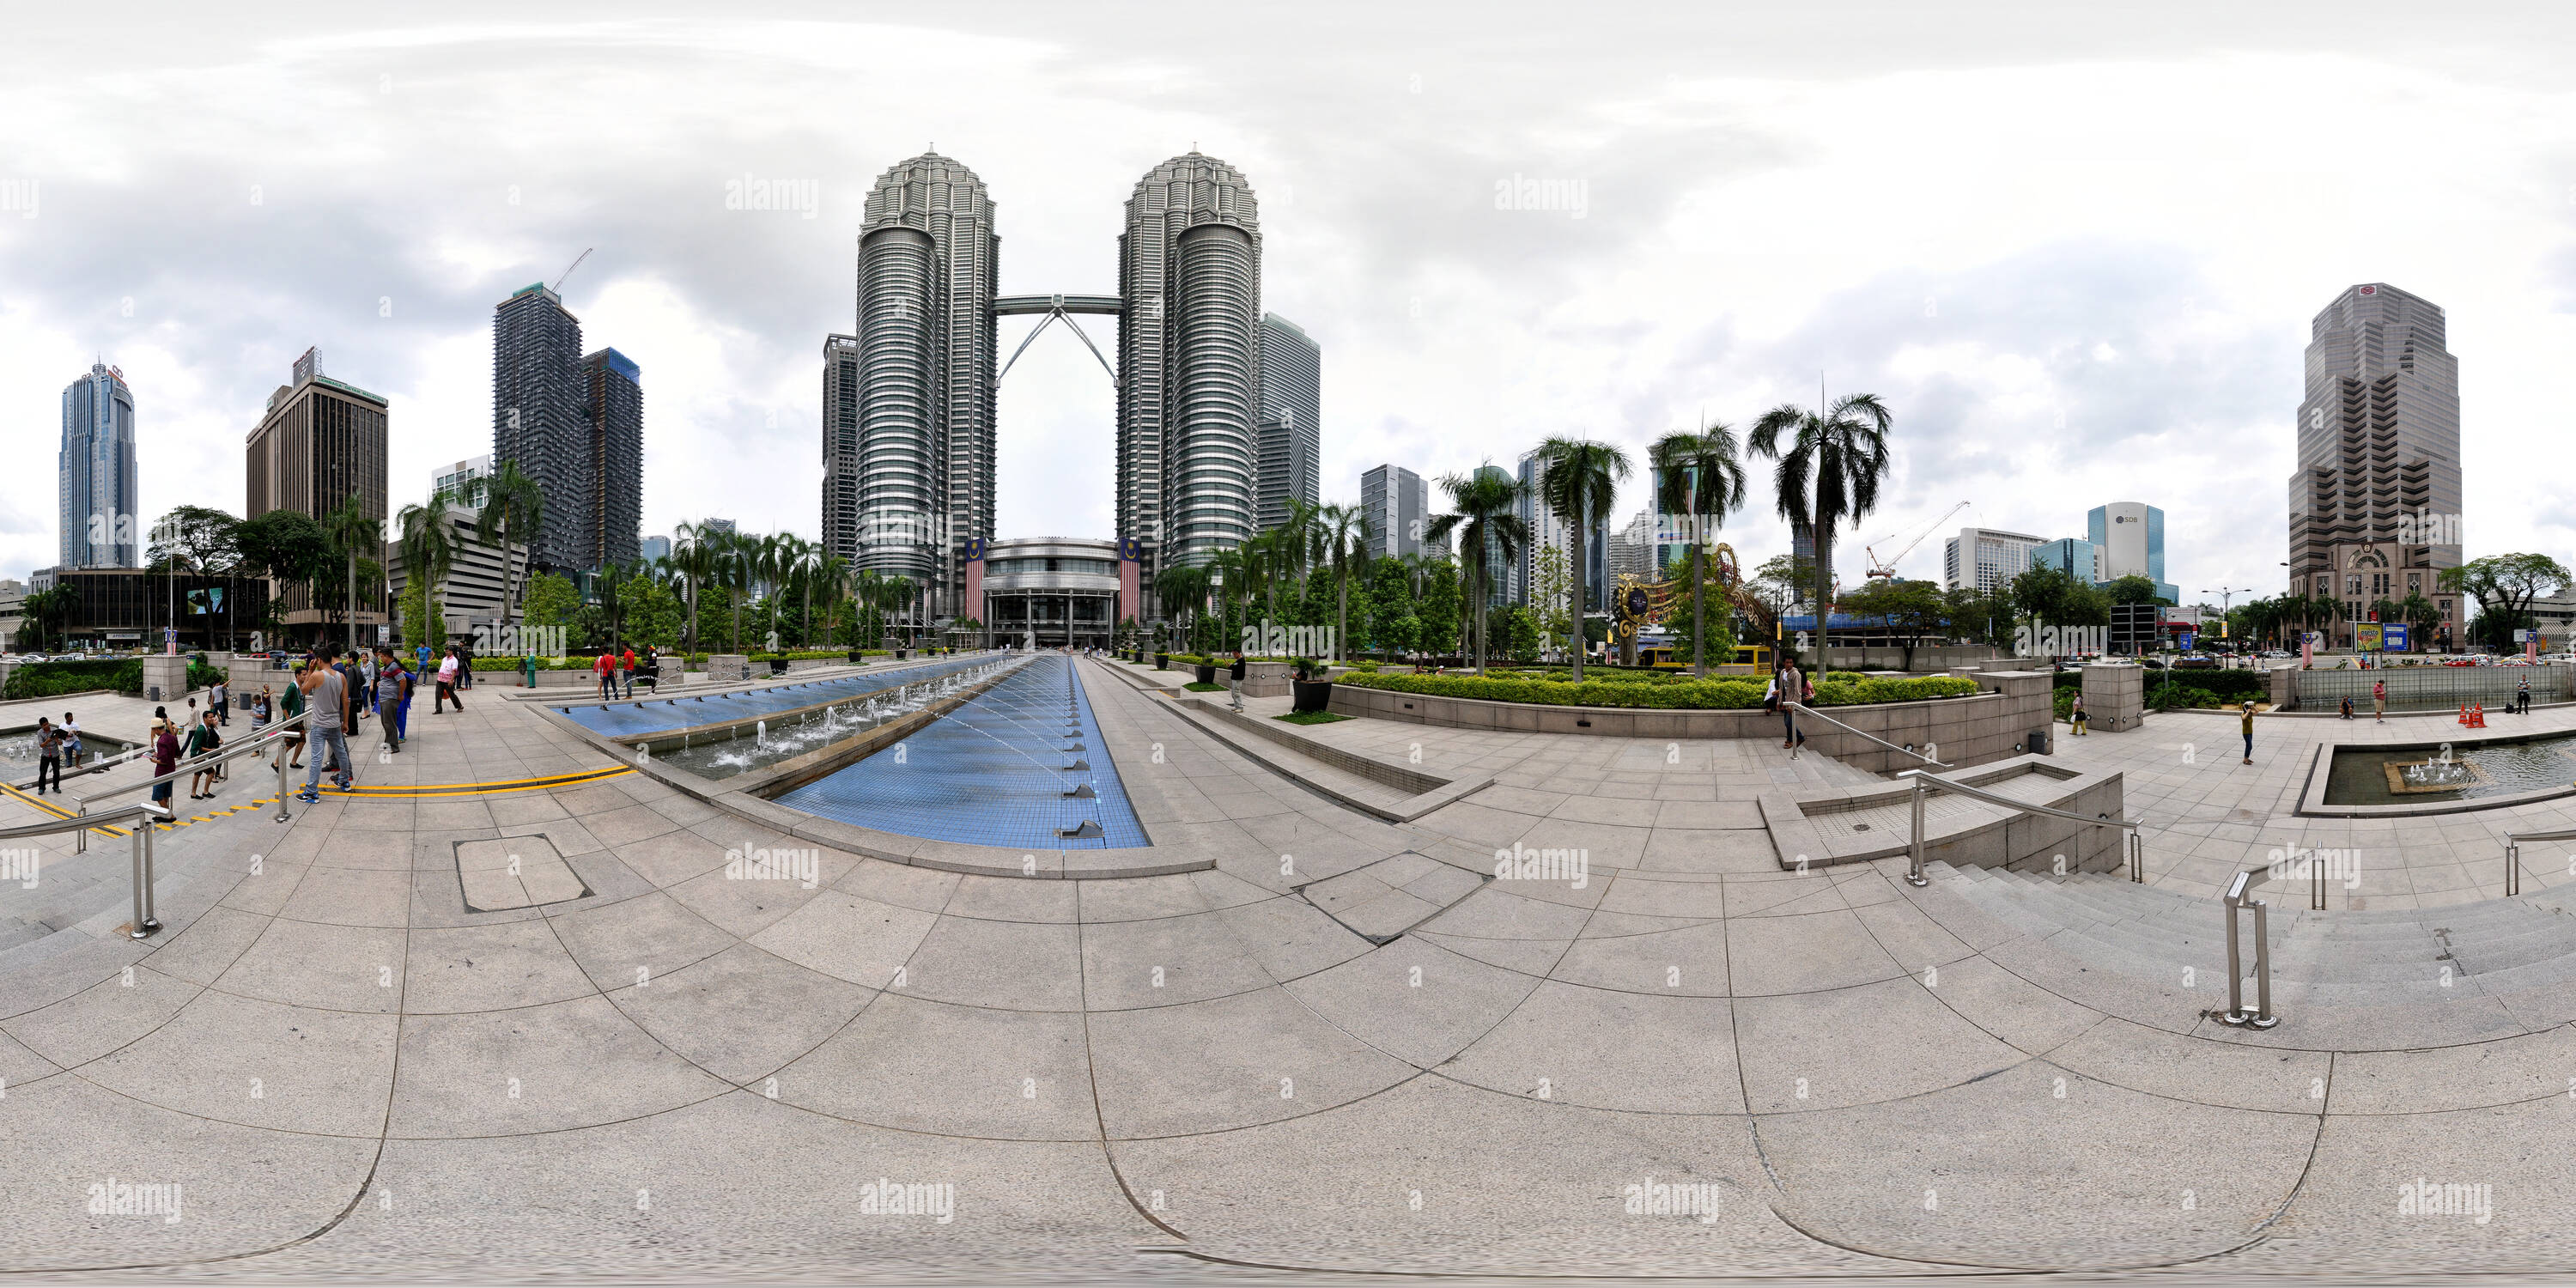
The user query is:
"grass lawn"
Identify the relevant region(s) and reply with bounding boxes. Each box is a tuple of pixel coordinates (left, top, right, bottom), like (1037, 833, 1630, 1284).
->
(1183, 681, 1228, 693)
(1274, 710, 1351, 725)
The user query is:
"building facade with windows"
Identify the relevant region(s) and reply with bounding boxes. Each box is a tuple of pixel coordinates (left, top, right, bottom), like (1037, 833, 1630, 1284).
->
(1254, 313, 1320, 530)
(583, 347, 643, 571)
(246, 350, 390, 638)
(59, 362, 140, 569)
(2286, 283, 2464, 649)
(1942, 526, 2044, 594)
(2088, 501, 2177, 603)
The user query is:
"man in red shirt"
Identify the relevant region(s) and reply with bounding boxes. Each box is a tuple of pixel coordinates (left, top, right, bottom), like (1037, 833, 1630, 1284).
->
(619, 646, 638, 698)
(594, 649, 617, 701)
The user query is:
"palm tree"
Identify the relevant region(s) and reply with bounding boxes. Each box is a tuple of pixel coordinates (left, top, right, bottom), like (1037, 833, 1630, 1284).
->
(1651, 422, 1750, 677)
(1153, 561, 1210, 651)
(1318, 502, 1370, 663)
(1536, 437, 1633, 682)
(321, 493, 382, 648)
(810, 550, 848, 647)
(471, 460, 544, 631)
(1207, 547, 1248, 652)
(1749, 393, 1893, 672)
(1422, 465, 1529, 676)
(395, 489, 460, 648)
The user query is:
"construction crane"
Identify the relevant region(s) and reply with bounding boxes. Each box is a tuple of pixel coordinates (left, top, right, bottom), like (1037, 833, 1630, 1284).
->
(552, 247, 593, 294)
(1864, 501, 1971, 580)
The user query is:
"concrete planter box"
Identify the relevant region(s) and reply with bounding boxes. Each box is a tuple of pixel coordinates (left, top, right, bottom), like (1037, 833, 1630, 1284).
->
(786, 657, 830, 672)
(1242, 660, 1291, 698)
(1329, 670, 2052, 773)
(706, 654, 751, 683)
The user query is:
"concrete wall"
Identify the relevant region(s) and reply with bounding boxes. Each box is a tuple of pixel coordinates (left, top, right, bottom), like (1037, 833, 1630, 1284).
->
(1329, 670, 2053, 774)
(1817, 643, 2012, 672)
(2293, 663, 2569, 710)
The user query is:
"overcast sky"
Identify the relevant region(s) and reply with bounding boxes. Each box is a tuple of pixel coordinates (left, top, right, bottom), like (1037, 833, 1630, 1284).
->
(4, 2, 2572, 603)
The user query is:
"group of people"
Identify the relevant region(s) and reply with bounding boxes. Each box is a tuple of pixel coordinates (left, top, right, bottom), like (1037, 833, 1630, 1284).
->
(26, 713, 84, 794)
(591, 646, 654, 700)
(1765, 662, 1814, 749)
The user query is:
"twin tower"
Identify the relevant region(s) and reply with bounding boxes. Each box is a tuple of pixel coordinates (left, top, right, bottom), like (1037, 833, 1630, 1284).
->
(822, 150, 1265, 620)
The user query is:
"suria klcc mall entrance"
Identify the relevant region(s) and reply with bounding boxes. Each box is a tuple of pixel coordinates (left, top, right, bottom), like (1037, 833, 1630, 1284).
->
(963, 536, 1140, 648)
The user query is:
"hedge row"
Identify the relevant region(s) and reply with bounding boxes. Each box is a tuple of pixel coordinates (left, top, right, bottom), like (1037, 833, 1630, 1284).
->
(1334, 671, 1982, 711)
(2, 659, 228, 701)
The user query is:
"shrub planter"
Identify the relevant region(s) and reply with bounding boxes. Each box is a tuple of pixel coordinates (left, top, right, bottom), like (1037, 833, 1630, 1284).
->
(895, 648, 909, 660)
(1291, 677, 1334, 714)
(1194, 663, 1218, 684)
(1155, 653, 1170, 671)
(847, 650, 866, 664)
(767, 659, 791, 676)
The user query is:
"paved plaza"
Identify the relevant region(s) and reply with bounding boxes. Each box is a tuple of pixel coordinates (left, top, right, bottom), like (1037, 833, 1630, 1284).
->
(1, 659, 2573, 1279)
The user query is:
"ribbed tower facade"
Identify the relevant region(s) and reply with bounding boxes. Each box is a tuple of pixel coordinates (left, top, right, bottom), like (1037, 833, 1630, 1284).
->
(853, 152, 998, 617)
(1255, 313, 1321, 531)
(2287, 283, 2464, 648)
(1117, 152, 1261, 574)
(59, 362, 139, 568)
(491, 283, 590, 574)
(583, 347, 643, 571)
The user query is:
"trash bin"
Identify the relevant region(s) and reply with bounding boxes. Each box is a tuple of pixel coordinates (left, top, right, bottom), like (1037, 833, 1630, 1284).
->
(2028, 727, 2053, 755)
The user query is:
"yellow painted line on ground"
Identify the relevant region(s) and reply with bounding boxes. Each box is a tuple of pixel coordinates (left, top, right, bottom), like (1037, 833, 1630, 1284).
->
(319, 766, 635, 800)
(0, 782, 132, 837)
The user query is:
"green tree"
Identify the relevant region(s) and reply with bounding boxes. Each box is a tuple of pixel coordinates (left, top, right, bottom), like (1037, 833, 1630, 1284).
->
(1317, 501, 1370, 662)
(235, 508, 332, 629)
(470, 460, 544, 629)
(1750, 392, 1893, 671)
(1841, 577, 1947, 669)
(2442, 553, 2571, 649)
(1651, 421, 1749, 676)
(2101, 574, 2164, 605)
(521, 573, 581, 639)
(1535, 436, 1631, 680)
(1415, 559, 1463, 664)
(1421, 465, 1528, 674)
(1530, 542, 1574, 656)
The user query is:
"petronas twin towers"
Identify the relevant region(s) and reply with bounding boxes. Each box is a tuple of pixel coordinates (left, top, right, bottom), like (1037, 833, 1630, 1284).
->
(823, 149, 1262, 619)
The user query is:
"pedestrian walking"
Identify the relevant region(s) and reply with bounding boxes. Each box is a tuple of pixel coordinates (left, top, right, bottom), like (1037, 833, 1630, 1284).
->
(251, 686, 272, 732)
(595, 648, 617, 701)
(148, 717, 179, 811)
(2069, 690, 2089, 735)
(1776, 664, 1808, 750)
(373, 649, 406, 754)
(455, 647, 473, 690)
(296, 654, 354, 802)
(33, 718, 62, 795)
(618, 645, 637, 699)
(185, 709, 224, 799)
(2372, 677, 2386, 724)
(435, 648, 464, 713)
(210, 677, 229, 726)
(280, 677, 307, 769)
(2240, 699, 2257, 765)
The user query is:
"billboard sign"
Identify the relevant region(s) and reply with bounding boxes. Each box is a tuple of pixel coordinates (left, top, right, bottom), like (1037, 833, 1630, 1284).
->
(2382, 623, 2409, 652)
(2354, 623, 2383, 651)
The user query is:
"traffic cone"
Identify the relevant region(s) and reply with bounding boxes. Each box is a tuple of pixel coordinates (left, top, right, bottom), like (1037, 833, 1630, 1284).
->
(2469, 703, 2486, 729)
(2458, 703, 2469, 726)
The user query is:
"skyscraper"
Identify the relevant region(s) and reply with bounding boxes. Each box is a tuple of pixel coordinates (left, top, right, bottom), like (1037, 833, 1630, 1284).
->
(2087, 502, 2174, 602)
(247, 349, 389, 636)
(432, 453, 492, 506)
(853, 153, 997, 617)
(820, 332, 862, 566)
(1255, 313, 1320, 530)
(59, 362, 139, 568)
(492, 283, 590, 573)
(584, 348, 643, 570)
(1361, 464, 1429, 561)
(1118, 151, 1261, 573)
(2287, 283, 2464, 647)
(1517, 448, 1607, 615)
(1942, 526, 2044, 593)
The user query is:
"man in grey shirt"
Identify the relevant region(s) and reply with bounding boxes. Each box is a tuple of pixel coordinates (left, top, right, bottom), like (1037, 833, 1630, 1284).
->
(296, 648, 354, 801)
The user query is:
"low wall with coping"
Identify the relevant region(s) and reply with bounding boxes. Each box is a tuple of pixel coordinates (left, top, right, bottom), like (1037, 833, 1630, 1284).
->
(1328, 670, 2053, 773)
(2293, 663, 2569, 711)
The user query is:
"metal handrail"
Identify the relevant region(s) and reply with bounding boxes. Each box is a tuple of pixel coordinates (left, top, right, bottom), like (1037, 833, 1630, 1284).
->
(69, 709, 313, 850)
(1788, 702, 1953, 769)
(2220, 868, 2280, 1028)
(2501, 827, 2576, 896)
(10, 742, 152, 788)
(0, 801, 173, 939)
(1894, 768, 2148, 888)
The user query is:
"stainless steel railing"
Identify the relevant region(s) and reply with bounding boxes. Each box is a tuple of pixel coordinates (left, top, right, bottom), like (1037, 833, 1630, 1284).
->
(2503, 827, 2576, 897)
(1893, 768, 2147, 888)
(1787, 702, 1953, 769)
(2221, 868, 2280, 1029)
(68, 708, 313, 851)
(0, 801, 175, 939)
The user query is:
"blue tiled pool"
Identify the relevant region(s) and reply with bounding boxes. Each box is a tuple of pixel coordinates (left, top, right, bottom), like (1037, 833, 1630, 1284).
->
(562, 654, 993, 739)
(775, 653, 1149, 851)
